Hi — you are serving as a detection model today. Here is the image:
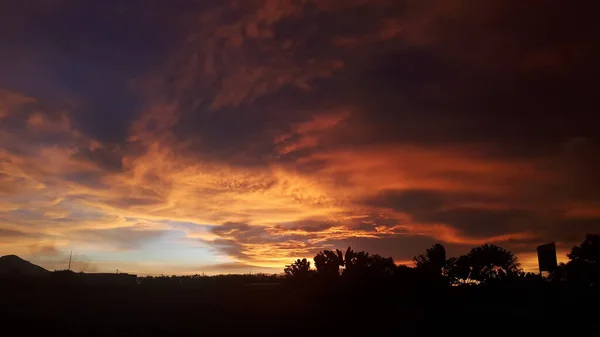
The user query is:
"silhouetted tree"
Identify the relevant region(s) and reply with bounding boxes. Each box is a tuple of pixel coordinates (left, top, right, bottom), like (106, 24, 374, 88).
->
(448, 244, 520, 284)
(414, 244, 452, 286)
(395, 264, 417, 278)
(343, 247, 370, 277)
(346, 248, 394, 276)
(552, 234, 600, 285)
(568, 234, 600, 264)
(314, 249, 344, 277)
(312, 247, 396, 279)
(342, 247, 396, 278)
(284, 258, 311, 279)
(445, 256, 472, 284)
(414, 244, 446, 272)
(517, 272, 545, 286)
(469, 244, 520, 282)
(366, 254, 397, 276)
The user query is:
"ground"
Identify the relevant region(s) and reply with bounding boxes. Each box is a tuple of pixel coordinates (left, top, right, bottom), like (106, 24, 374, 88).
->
(1, 280, 597, 336)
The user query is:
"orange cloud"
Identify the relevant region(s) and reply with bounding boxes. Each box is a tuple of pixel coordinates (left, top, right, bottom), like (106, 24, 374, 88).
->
(26, 112, 73, 133)
(275, 110, 349, 154)
(0, 89, 36, 119)
(3, 105, 583, 270)
(1, 93, 591, 273)
(296, 145, 553, 198)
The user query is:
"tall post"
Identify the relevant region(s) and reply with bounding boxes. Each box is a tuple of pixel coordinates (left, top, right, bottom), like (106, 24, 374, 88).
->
(68, 250, 72, 271)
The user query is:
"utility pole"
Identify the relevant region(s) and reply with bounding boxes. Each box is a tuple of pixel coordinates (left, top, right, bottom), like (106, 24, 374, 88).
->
(68, 251, 72, 271)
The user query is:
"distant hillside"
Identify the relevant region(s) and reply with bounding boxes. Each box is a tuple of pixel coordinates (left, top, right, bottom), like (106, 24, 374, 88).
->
(0, 255, 50, 277)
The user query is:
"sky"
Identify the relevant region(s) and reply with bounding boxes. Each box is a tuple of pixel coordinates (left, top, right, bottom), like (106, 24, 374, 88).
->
(0, 0, 598, 275)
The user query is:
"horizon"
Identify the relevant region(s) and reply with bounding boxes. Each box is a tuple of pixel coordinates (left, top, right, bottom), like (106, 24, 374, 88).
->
(0, 241, 570, 276)
(0, 246, 568, 276)
(1, 1, 597, 276)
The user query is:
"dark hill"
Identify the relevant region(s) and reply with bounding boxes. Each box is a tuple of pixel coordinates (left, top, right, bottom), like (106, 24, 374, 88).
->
(0, 255, 49, 277)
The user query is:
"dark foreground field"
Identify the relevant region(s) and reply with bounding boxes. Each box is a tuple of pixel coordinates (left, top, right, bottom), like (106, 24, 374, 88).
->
(1, 281, 598, 336)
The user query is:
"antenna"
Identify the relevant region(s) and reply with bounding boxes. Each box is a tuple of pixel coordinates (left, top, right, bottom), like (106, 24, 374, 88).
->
(68, 250, 72, 271)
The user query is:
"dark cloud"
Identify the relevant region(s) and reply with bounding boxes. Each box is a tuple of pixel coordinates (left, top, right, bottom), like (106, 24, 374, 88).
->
(74, 146, 128, 172)
(362, 189, 505, 215)
(211, 239, 246, 260)
(0, 173, 20, 194)
(104, 197, 165, 209)
(0, 0, 181, 143)
(353, 222, 378, 233)
(364, 189, 445, 214)
(364, 191, 529, 239)
(28, 244, 60, 256)
(154, 0, 599, 173)
(212, 222, 267, 242)
(319, 0, 599, 155)
(547, 218, 600, 245)
(210, 223, 274, 259)
(74, 227, 167, 250)
(0, 228, 37, 239)
(553, 138, 600, 202)
(210, 221, 308, 242)
(419, 208, 532, 238)
(361, 188, 598, 245)
(273, 220, 336, 233)
(5, 0, 596, 161)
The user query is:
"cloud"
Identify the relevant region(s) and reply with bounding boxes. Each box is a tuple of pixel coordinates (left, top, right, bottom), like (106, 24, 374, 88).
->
(205, 217, 413, 268)
(361, 189, 532, 238)
(0, 89, 36, 119)
(164, 0, 348, 112)
(0, 0, 598, 274)
(207, 222, 315, 266)
(418, 208, 532, 238)
(29, 244, 60, 256)
(274, 110, 349, 155)
(73, 226, 167, 250)
(274, 220, 337, 233)
(363, 189, 447, 214)
(0, 228, 38, 240)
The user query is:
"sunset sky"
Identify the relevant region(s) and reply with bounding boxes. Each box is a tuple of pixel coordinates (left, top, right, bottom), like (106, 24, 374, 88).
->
(1, 0, 598, 275)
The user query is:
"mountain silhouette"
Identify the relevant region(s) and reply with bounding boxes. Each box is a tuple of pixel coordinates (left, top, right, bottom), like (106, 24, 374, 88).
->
(0, 255, 49, 277)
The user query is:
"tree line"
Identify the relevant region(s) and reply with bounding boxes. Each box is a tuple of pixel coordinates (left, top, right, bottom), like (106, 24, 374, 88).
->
(284, 234, 600, 286)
